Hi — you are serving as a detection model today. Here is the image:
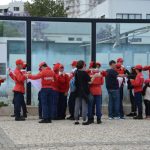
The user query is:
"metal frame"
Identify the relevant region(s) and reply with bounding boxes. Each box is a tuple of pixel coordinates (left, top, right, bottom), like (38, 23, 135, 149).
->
(0, 16, 150, 104)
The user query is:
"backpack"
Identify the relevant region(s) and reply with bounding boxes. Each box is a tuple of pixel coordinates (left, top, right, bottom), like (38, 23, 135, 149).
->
(70, 77, 76, 92)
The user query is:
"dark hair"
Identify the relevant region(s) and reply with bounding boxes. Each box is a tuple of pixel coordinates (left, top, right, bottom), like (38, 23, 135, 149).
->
(42, 64, 48, 68)
(109, 60, 116, 66)
(92, 62, 97, 69)
(77, 60, 85, 69)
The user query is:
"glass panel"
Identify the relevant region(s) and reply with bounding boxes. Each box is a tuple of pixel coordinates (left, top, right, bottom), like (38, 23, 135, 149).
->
(129, 14, 135, 19)
(31, 22, 91, 105)
(0, 21, 26, 104)
(122, 14, 128, 19)
(116, 14, 122, 19)
(96, 23, 150, 104)
(147, 14, 150, 19)
(135, 14, 142, 19)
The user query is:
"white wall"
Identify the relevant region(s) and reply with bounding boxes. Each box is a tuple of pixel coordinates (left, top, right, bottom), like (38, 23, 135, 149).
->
(79, 0, 150, 19)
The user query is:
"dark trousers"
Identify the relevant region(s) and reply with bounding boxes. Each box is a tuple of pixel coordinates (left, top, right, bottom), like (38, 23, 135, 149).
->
(108, 89, 120, 118)
(13, 94, 27, 116)
(144, 99, 150, 117)
(119, 87, 124, 118)
(51, 90, 59, 119)
(13, 92, 25, 119)
(135, 92, 143, 116)
(40, 88, 53, 120)
(68, 92, 76, 117)
(57, 92, 67, 119)
(129, 89, 136, 112)
(38, 91, 42, 118)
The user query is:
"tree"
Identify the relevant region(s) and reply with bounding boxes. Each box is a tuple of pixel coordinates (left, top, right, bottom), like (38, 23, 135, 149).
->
(24, 0, 67, 17)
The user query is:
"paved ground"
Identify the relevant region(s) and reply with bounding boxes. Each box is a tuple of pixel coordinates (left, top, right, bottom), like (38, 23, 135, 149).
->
(0, 116, 150, 150)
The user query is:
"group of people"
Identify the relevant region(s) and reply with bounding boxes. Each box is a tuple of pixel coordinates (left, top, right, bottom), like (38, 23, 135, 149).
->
(0, 58, 149, 125)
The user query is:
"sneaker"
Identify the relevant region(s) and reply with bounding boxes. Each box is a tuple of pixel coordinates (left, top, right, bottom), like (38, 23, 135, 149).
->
(15, 117, 25, 121)
(133, 116, 143, 120)
(114, 117, 121, 120)
(11, 114, 15, 117)
(39, 119, 52, 123)
(67, 116, 75, 120)
(97, 118, 102, 124)
(74, 121, 80, 125)
(88, 118, 94, 124)
(108, 117, 113, 120)
(82, 121, 89, 125)
(126, 112, 137, 117)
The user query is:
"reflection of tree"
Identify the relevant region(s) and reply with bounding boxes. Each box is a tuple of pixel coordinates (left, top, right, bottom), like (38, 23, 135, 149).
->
(32, 22, 49, 41)
(96, 24, 115, 41)
(0, 21, 25, 37)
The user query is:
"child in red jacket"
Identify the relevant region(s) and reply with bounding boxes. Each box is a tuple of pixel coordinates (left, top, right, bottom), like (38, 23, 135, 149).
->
(57, 64, 70, 120)
(131, 64, 144, 119)
(88, 62, 104, 124)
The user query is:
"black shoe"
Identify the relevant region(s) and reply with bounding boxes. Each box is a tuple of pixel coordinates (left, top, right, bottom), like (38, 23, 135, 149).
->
(39, 119, 51, 123)
(97, 118, 102, 124)
(133, 116, 143, 120)
(15, 117, 25, 121)
(82, 121, 89, 125)
(74, 121, 80, 125)
(127, 112, 137, 117)
(88, 118, 94, 124)
(11, 114, 15, 117)
(22, 114, 27, 118)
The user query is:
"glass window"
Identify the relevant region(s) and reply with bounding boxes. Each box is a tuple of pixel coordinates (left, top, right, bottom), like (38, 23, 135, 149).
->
(116, 14, 122, 19)
(129, 14, 135, 19)
(14, 7, 19, 11)
(31, 22, 91, 105)
(135, 14, 142, 19)
(122, 14, 128, 19)
(0, 21, 26, 104)
(96, 23, 150, 104)
(147, 14, 150, 19)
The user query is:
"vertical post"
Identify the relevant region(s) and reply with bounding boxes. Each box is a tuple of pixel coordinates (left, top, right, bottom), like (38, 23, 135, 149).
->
(26, 20, 31, 105)
(91, 21, 96, 62)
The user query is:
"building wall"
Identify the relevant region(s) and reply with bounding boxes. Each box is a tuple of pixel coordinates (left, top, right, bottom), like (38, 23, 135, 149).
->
(79, 0, 150, 19)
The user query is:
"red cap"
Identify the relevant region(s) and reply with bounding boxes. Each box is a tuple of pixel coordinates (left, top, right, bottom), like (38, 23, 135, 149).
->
(116, 63, 121, 69)
(39, 62, 47, 69)
(16, 59, 24, 65)
(117, 58, 123, 63)
(96, 62, 101, 67)
(71, 61, 77, 67)
(135, 64, 143, 70)
(145, 79, 150, 84)
(53, 63, 61, 71)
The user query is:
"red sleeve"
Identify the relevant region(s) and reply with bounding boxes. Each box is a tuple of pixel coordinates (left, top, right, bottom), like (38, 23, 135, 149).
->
(143, 66, 150, 71)
(131, 76, 144, 87)
(9, 72, 16, 81)
(92, 76, 104, 85)
(28, 72, 43, 80)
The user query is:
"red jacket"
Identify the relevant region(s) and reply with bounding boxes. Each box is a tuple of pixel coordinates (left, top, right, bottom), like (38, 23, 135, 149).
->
(51, 73, 59, 92)
(9, 68, 26, 94)
(57, 73, 70, 93)
(28, 67, 55, 89)
(90, 75, 104, 95)
(143, 66, 150, 78)
(131, 72, 144, 93)
(115, 67, 125, 75)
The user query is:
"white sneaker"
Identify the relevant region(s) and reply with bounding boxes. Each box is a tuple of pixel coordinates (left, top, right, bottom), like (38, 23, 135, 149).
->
(108, 117, 113, 120)
(114, 117, 121, 120)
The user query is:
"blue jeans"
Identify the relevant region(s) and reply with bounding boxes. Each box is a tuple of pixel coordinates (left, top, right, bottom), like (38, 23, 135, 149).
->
(135, 92, 143, 116)
(92, 95, 102, 119)
(40, 88, 53, 120)
(108, 89, 120, 118)
(88, 94, 94, 119)
(119, 87, 124, 118)
(51, 90, 59, 119)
